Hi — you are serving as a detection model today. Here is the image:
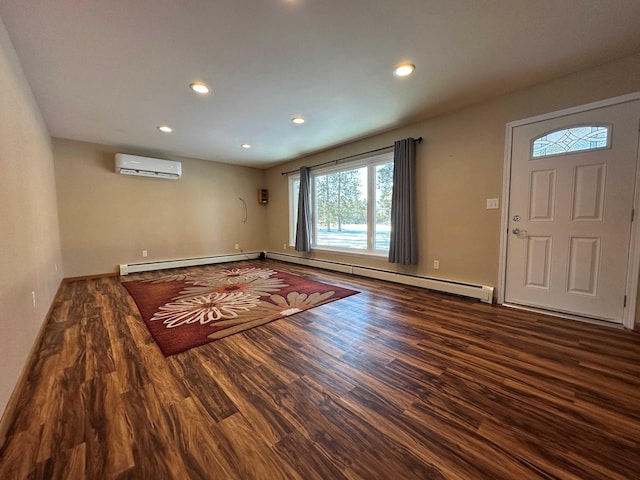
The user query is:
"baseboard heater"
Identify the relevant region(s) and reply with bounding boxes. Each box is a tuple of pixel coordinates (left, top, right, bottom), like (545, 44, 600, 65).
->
(266, 252, 494, 303)
(119, 251, 494, 303)
(119, 252, 261, 275)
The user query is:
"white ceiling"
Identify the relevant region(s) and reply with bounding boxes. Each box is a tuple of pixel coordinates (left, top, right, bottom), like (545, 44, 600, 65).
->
(2, 1, 640, 169)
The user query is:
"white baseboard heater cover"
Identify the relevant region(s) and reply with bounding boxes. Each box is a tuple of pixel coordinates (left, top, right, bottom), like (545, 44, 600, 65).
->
(119, 251, 494, 303)
(266, 252, 494, 303)
(119, 252, 261, 275)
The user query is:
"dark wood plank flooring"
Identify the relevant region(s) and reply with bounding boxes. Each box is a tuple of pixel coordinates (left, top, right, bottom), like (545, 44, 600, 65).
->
(1, 260, 639, 479)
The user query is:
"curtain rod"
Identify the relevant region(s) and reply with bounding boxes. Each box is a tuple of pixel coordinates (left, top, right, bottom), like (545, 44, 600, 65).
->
(280, 137, 422, 176)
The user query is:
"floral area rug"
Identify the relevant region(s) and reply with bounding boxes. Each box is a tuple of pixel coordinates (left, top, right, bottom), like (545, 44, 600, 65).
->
(122, 265, 358, 355)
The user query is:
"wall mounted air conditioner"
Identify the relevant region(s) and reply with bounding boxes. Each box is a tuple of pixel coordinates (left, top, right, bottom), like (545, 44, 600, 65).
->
(115, 153, 182, 179)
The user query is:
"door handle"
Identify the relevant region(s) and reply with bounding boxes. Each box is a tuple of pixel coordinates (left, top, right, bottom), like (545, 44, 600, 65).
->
(512, 228, 520, 235)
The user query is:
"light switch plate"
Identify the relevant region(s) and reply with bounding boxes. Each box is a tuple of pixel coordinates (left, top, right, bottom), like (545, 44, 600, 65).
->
(486, 198, 499, 209)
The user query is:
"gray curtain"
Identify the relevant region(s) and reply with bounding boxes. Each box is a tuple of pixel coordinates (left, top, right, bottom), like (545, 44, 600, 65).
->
(295, 166, 312, 252)
(388, 138, 418, 264)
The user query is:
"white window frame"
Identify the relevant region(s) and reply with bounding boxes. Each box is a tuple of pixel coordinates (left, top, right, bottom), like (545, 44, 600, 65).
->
(288, 152, 393, 256)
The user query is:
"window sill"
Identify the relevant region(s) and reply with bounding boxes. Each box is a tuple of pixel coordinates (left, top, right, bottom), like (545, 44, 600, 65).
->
(310, 246, 389, 260)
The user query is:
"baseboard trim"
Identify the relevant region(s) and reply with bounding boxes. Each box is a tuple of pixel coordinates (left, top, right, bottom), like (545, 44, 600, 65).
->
(63, 272, 119, 282)
(0, 278, 64, 451)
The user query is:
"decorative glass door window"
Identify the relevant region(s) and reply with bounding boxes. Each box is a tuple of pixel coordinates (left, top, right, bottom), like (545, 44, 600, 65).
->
(531, 125, 610, 158)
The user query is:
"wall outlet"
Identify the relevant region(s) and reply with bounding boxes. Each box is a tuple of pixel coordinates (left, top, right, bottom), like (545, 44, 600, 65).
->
(235, 243, 240, 250)
(283, 243, 287, 250)
(486, 198, 500, 209)
(433, 260, 440, 270)
(142, 250, 148, 257)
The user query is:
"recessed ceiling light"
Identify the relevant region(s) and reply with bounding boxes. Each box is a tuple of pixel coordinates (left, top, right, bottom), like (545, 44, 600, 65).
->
(157, 125, 173, 133)
(291, 116, 305, 124)
(189, 82, 210, 95)
(241, 143, 251, 149)
(393, 63, 415, 77)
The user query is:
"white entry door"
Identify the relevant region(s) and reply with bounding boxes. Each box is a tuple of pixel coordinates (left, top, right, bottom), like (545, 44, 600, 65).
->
(505, 100, 640, 323)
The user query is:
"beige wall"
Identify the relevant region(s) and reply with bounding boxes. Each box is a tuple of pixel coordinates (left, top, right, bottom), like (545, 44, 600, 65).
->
(266, 54, 640, 295)
(54, 139, 268, 277)
(0, 18, 63, 418)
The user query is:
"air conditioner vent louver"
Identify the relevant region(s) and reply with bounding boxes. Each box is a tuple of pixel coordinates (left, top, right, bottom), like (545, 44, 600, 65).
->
(115, 154, 182, 179)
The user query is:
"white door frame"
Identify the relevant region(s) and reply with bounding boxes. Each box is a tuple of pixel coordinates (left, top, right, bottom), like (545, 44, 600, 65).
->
(498, 92, 640, 329)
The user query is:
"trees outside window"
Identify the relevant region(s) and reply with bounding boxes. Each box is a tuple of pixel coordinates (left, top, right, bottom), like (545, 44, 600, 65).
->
(289, 152, 393, 254)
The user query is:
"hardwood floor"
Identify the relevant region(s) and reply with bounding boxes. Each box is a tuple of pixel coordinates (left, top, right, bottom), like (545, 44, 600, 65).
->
(1, 259, 639, 479)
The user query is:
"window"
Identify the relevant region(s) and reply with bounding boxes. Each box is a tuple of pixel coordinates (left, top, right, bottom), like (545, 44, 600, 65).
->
(531, 125, 610, 158)
(288, 152, 393, 254)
